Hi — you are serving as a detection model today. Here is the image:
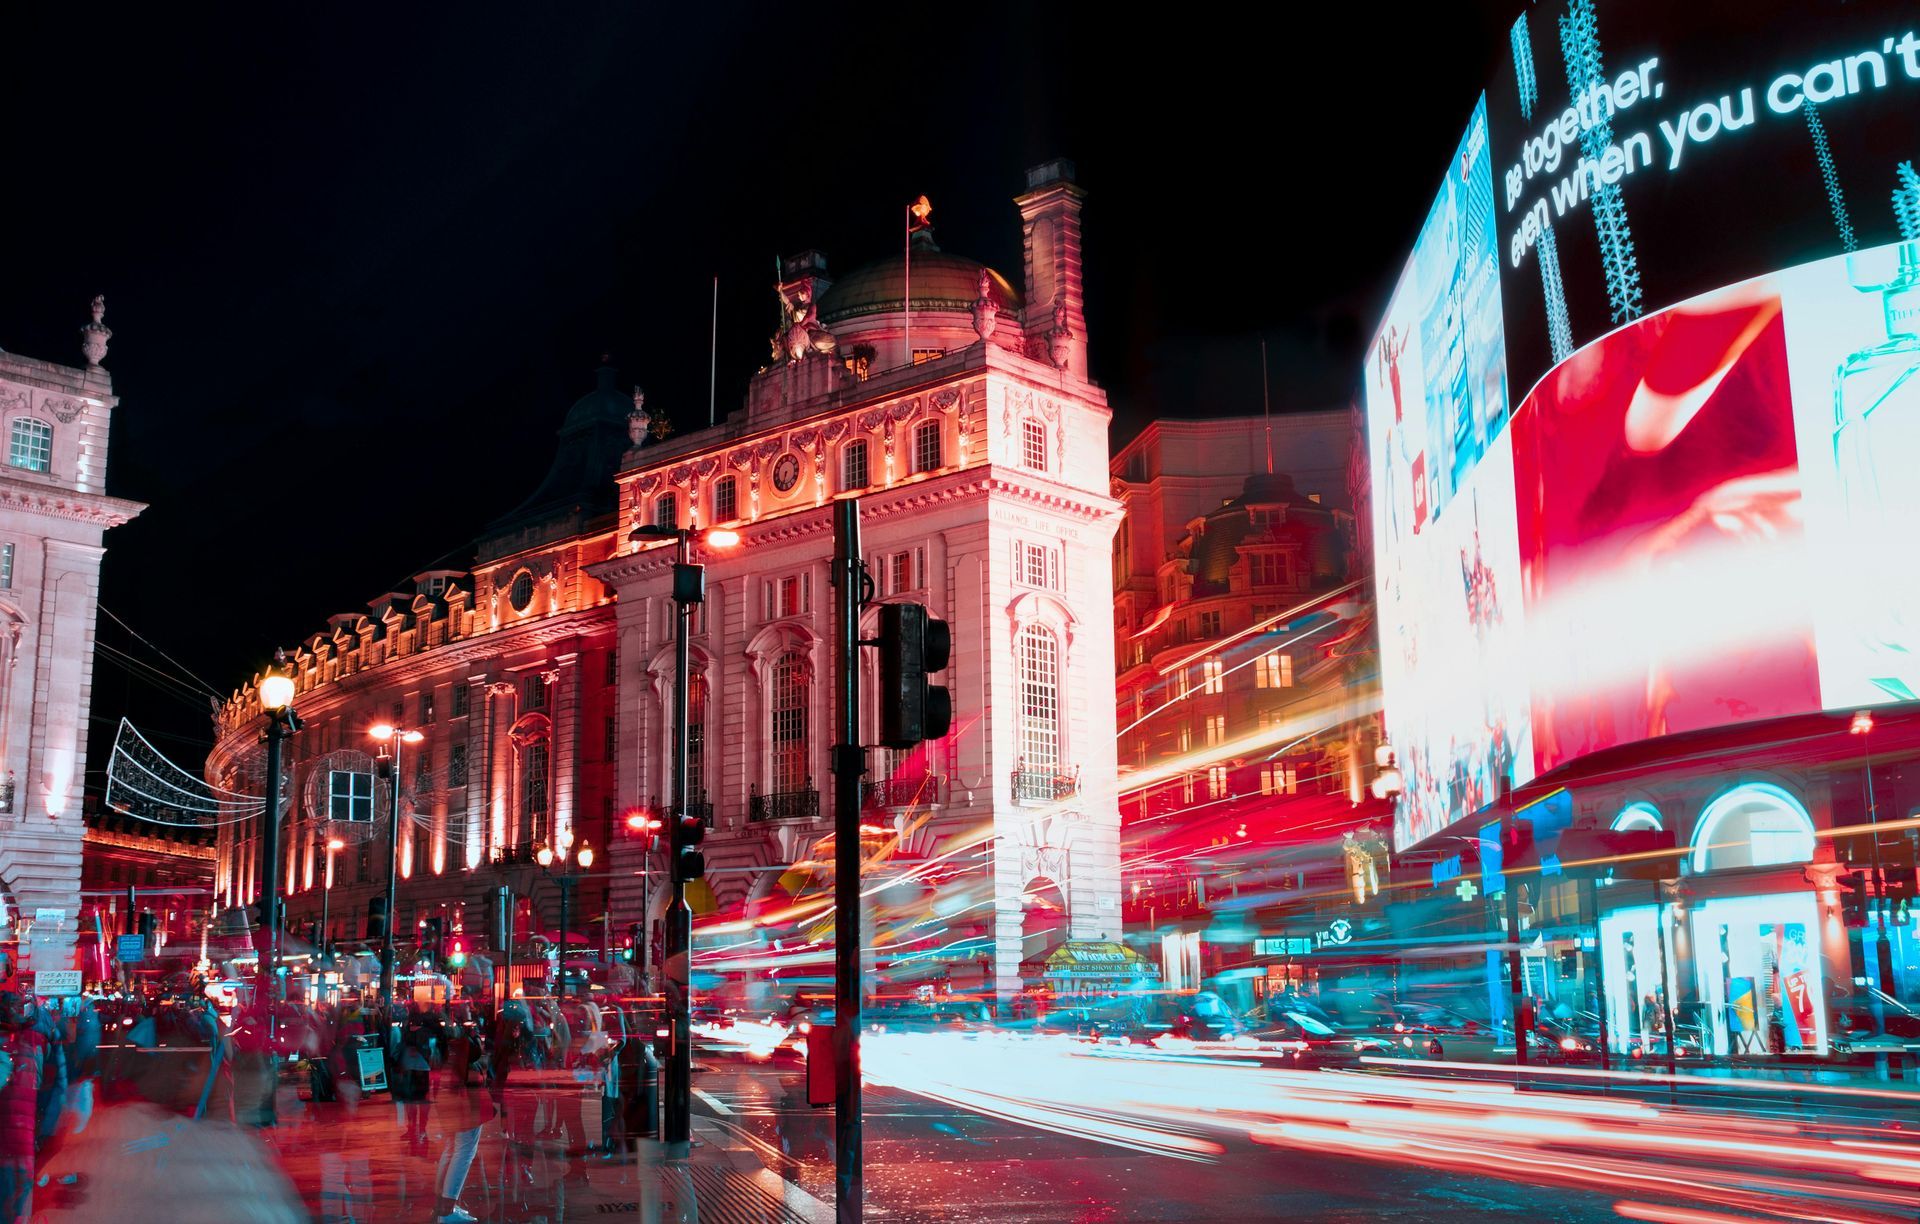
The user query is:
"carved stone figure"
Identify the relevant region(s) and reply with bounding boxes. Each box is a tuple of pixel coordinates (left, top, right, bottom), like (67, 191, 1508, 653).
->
(628, 388, 648, 446)
(1047, 297, 1072, 370)
(80, 295, 111, 367)
(971, 269, 998, 342)
(775, 282, 838, 363)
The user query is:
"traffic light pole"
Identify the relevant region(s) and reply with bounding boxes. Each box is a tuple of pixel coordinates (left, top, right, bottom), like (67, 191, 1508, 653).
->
(663, 528, 696, 1156)
(831, 497, 865, 1224)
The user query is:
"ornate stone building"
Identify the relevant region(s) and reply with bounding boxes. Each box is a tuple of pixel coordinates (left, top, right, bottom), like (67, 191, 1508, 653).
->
(592, 161, 1123, 1002)
(207, 365, 634, 963)
(0, 301, 144, 975)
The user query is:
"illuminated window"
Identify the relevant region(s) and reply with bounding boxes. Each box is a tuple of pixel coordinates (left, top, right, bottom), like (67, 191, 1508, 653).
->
(1205, 714, 1226, 748)
(712, 477, 738, 523)
(770, 652, 810, 793)
(7, 419, 50, 473)
(1259, 764, 1298, 795)
(1201, 657, 1224, 694)
(1249, 554, 1288, 587)
(1022, 419, 1047, 471)
(0, 543, 12, 589)
(655, 492, 678, 529)
(913, 421, 942, 473)
(842, 440, 869, 490)
(1256, 652, 1293, 688)
(422, 691, 436, 724)
(843, 352, 871, 381)
(1017, 626, 1061, 773)
(1181, 774, 1196, 805)
(770, 574, 806, 618)
(509, 571, 535, 612)
(1197, 611, 1222, 638)
(1207, 766, 1229, 800)
(1172, 667, 1190, 700)
(911, 348, 946, 365)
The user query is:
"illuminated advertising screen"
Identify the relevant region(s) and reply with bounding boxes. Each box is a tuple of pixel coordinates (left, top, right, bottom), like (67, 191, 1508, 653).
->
(1367, 0, 1920, 848)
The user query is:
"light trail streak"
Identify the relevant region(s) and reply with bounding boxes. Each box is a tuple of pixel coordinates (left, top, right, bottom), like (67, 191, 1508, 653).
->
(847, 1032, 1920, 1223)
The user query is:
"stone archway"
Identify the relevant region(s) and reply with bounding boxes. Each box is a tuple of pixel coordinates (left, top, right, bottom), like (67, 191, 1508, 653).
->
(1020, 876, 1068, 963)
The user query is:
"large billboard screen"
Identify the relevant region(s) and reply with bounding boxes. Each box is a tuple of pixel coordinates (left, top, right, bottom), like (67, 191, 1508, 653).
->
(1367, 0, 1920, 848)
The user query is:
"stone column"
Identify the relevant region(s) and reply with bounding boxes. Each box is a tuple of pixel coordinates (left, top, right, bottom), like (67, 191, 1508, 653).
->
(549, 654, 577, 846)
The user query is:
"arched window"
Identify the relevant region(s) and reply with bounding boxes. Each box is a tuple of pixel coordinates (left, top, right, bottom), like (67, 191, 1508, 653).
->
(1016, 626, 1060, 772)
(770, 651, 810, 793)
(912, 420, 942, 473)
(1612, 802, 1663, 832)
(711, 477, 738, 524)
(842, 439, 869, 491)
(1691, 783, 1815, 873)
(655, 492, 679, 529)
(1022, 418, 1047, 471)
(8, 419, 51, 473)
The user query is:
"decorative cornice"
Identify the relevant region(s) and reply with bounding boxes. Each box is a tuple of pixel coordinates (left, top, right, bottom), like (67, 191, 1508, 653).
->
(0, 482, 145, 528)
(83, 825, 217, 859)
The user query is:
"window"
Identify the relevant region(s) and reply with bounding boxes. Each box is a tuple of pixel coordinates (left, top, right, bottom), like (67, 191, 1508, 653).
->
(8, 419, 51, 473)
(1012, 541, 1059, 590)
(1172, 668, 1191, 701)
(1022, 418, 1048, 471)
(1205, 714, 1225, 748)
(767, 573, 809, 619)
(328, 770, 375, 822)
(1207, 766, 1229, 800)
(842, 352, 871, 381)
(422, 691, 436, 724)
(1257, 652, 1293, 688)
(451, 684, 469, 718)
(1248, 508, 1275, 532)
(655, 492, 678, 529)
(603, 714, 618, 760)
(391, 699, 405, 725)
(1260, 765, 1298, 795)
(1181, 774, 1196, 805)
(1016, 626, 1061, 772)
(1196, 611, 1222, 638)
(1249, 553, 1289, 587)
(604, 651, 618, 686)
(0, 543, 13, 590)
(509, 571, 535, 612)
(911, 348, 946, 365)
(712, 477, 738, 523)
(688, 677, 708, 798)
(522, 673, 547, 711)
(842, 440, 869, 491)
(912, 421, 942, 473)
(447, 743, 467, 788)
(886, 548, 925, 595)
(414, 746, 433, 793)
(523, 742, 550, 844)
(770, 652, 809, 793)
(1201, 657, 1224, 694)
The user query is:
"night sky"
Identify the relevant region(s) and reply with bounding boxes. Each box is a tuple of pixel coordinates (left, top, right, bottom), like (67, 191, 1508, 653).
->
(4, 2, 1514, 777)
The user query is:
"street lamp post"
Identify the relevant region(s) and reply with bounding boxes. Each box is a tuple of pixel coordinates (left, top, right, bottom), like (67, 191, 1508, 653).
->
(537, 831, 593, 996)
(370, 721, 426, 1011)
(630, 521, 739, 1155)
(1851, 710, 1894, 1079)
(254, 650, 302, 1129)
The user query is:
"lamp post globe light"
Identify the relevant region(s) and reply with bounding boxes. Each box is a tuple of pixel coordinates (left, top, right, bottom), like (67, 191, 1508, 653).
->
(370, 720, 425, 1010)
(536, 829, 594, 996)
(628, 522, 738, 1154)
(254, 650, 303, 1129)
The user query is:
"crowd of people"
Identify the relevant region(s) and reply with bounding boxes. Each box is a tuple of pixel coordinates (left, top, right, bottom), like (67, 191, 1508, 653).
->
(0, 979, 659, 1223)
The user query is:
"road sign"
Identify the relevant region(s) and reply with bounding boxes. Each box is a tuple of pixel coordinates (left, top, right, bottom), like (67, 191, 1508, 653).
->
(116, 934, 146, 964)
(34, 970, 82, 997)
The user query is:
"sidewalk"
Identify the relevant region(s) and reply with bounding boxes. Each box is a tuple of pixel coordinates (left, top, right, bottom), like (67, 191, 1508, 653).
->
(257, 1073, 832, 1222)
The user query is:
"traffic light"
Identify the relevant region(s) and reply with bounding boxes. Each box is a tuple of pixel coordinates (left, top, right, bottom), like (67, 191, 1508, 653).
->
(622, 922, 641, 963)
(876, 602, 951, 749)
(1842, 870, 1870, 928)
(448, 937, 467, 969)
(672, 805, 707, 883)
(1885, 862, 1917, 924)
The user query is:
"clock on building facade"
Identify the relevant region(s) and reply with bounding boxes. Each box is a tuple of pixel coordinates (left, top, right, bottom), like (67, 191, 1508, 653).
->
(771, 453, 801, 492)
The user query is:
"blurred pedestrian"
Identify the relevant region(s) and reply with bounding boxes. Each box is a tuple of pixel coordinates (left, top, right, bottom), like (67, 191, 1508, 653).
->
(0, 992, 45, 1224)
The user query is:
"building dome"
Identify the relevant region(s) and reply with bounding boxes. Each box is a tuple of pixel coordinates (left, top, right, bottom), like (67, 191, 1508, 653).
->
(818, 242, 1023, 326)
